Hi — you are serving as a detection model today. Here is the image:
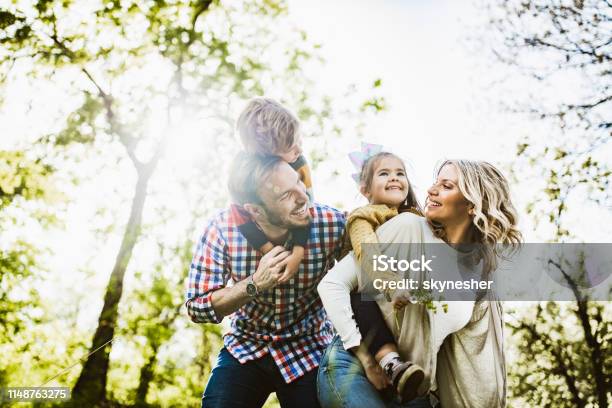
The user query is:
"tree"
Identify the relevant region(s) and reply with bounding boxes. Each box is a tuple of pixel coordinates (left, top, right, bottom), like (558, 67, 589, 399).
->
(113, 238, 221, 407)
(0, 150, 61, 343)
(481, 0, 611, 239)
(1, 0, 383, 405)
(0, 150, 55, 385)
(480, 1, 612, 406)
(506, 266, 610, 407)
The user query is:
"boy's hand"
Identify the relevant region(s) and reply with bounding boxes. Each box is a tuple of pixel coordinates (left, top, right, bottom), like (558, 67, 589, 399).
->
(278, 246, 305, 283)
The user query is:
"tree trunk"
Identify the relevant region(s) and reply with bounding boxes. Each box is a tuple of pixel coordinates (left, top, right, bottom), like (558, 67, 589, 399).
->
(72, 170, 151, 406)
(135, 344, 158, 407)
(575, 301, 607, 408)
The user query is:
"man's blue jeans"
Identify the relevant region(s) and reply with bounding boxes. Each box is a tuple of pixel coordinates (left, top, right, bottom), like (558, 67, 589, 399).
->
(317, 336, 433, 408)
(202, 347, 320, 408)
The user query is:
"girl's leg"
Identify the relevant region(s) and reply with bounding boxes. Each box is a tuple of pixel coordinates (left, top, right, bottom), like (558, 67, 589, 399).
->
(350, 293, 424, 403)
(349, 292, 396, 358)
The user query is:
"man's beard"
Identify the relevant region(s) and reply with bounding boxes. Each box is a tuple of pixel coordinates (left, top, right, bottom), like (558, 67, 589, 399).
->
(263, 206, 310, 229)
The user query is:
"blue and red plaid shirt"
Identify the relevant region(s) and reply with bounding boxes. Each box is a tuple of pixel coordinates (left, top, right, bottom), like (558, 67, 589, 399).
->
(186, 203, 345, 383)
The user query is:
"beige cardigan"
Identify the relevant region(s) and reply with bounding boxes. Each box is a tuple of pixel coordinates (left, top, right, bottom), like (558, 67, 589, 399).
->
(318, 212, 506, 408)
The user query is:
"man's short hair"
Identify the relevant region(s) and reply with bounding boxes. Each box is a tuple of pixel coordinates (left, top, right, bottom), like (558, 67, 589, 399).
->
(236, 97, 300, 155)
(228, 152, 284, 205)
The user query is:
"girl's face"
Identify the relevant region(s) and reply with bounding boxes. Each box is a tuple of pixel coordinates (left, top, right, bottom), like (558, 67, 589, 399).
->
(425, 163, 472, 224)
(363, 156, 409, 207)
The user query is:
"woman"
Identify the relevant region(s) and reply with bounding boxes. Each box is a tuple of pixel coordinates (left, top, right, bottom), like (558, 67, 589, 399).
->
(317, 160, 522, 408)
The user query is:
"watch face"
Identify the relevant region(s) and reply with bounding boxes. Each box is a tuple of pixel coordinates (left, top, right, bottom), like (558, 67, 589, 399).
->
(246, 283, 257, 296)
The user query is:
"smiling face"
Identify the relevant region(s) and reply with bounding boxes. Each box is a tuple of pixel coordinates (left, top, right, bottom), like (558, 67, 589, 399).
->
(257, 161, 310, 228)
(362, 156, 409, 207)
(425, 163, 473, 225)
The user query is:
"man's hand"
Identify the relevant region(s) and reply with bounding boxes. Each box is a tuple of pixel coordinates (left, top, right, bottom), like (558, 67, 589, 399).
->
(253, 246, 291, 291)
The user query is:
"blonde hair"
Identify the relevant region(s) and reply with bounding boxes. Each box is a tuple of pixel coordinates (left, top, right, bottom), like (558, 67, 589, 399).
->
(236, 97, 299, 155)
(359, 152, 422, 215)
(429, 160, 522, 273)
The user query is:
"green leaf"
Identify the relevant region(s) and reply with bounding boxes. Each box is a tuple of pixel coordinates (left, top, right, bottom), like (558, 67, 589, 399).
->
(0, 10, 19, 29)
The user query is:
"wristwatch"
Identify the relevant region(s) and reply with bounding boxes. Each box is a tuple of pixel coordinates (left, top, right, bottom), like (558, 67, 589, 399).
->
(246, 275, 259, 297)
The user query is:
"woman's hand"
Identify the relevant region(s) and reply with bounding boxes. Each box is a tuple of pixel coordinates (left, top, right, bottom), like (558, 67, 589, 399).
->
(391, 289, 415, 309)
(363, 361, 390, 391)
(351, 346, 390, 390)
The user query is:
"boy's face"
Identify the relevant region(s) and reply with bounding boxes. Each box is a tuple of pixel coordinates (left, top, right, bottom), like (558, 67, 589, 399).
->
(276, 133, 302, 164)
(257, 162, 310, 229)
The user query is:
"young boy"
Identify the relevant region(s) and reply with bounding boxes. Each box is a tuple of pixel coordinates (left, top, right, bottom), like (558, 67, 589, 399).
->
(231, 97, 313, 279)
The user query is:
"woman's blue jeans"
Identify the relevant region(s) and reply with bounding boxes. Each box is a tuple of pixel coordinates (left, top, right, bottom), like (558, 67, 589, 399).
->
(317, 336, 433, 408)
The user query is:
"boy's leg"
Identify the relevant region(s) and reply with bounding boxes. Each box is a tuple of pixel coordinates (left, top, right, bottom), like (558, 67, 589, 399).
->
(238, 221, 271, 251)
(202, 348, 273, 408)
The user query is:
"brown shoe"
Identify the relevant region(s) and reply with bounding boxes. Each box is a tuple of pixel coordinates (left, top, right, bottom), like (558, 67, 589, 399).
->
(388, 361, 425, 402)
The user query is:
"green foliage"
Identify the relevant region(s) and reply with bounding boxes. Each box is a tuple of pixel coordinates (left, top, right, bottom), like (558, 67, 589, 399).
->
(0, 240, 40, 341)
(54, 93, 104, 146)
(482, 1, 611, 406)
(0, 149, 59, 346)
(0, 150, 55, 209)
(0, 10, 20, 29)
(507, 302, 611, 407)
(107, 239, 222, 406)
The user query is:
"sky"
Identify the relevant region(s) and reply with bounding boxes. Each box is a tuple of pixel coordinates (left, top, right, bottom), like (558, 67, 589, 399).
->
(286, 0, 522, 209)
(285, 0, 611, 242)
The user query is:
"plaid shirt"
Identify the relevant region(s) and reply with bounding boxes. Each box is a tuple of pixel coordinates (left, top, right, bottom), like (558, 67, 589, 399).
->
(186, 203, 345, 383)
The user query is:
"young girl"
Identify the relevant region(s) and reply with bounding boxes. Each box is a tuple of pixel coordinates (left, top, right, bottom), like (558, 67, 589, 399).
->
(342, 148, 426, 403)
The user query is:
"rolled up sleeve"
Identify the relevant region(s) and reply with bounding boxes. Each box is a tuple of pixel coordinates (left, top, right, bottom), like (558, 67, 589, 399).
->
(186, 221, 228, 324)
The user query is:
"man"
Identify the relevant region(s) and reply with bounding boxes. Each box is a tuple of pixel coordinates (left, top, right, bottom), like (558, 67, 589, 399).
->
(186, 152, 345, 407)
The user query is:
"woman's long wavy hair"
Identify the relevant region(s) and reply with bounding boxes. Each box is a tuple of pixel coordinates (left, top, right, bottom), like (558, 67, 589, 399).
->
(428, 160, 522, 275)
